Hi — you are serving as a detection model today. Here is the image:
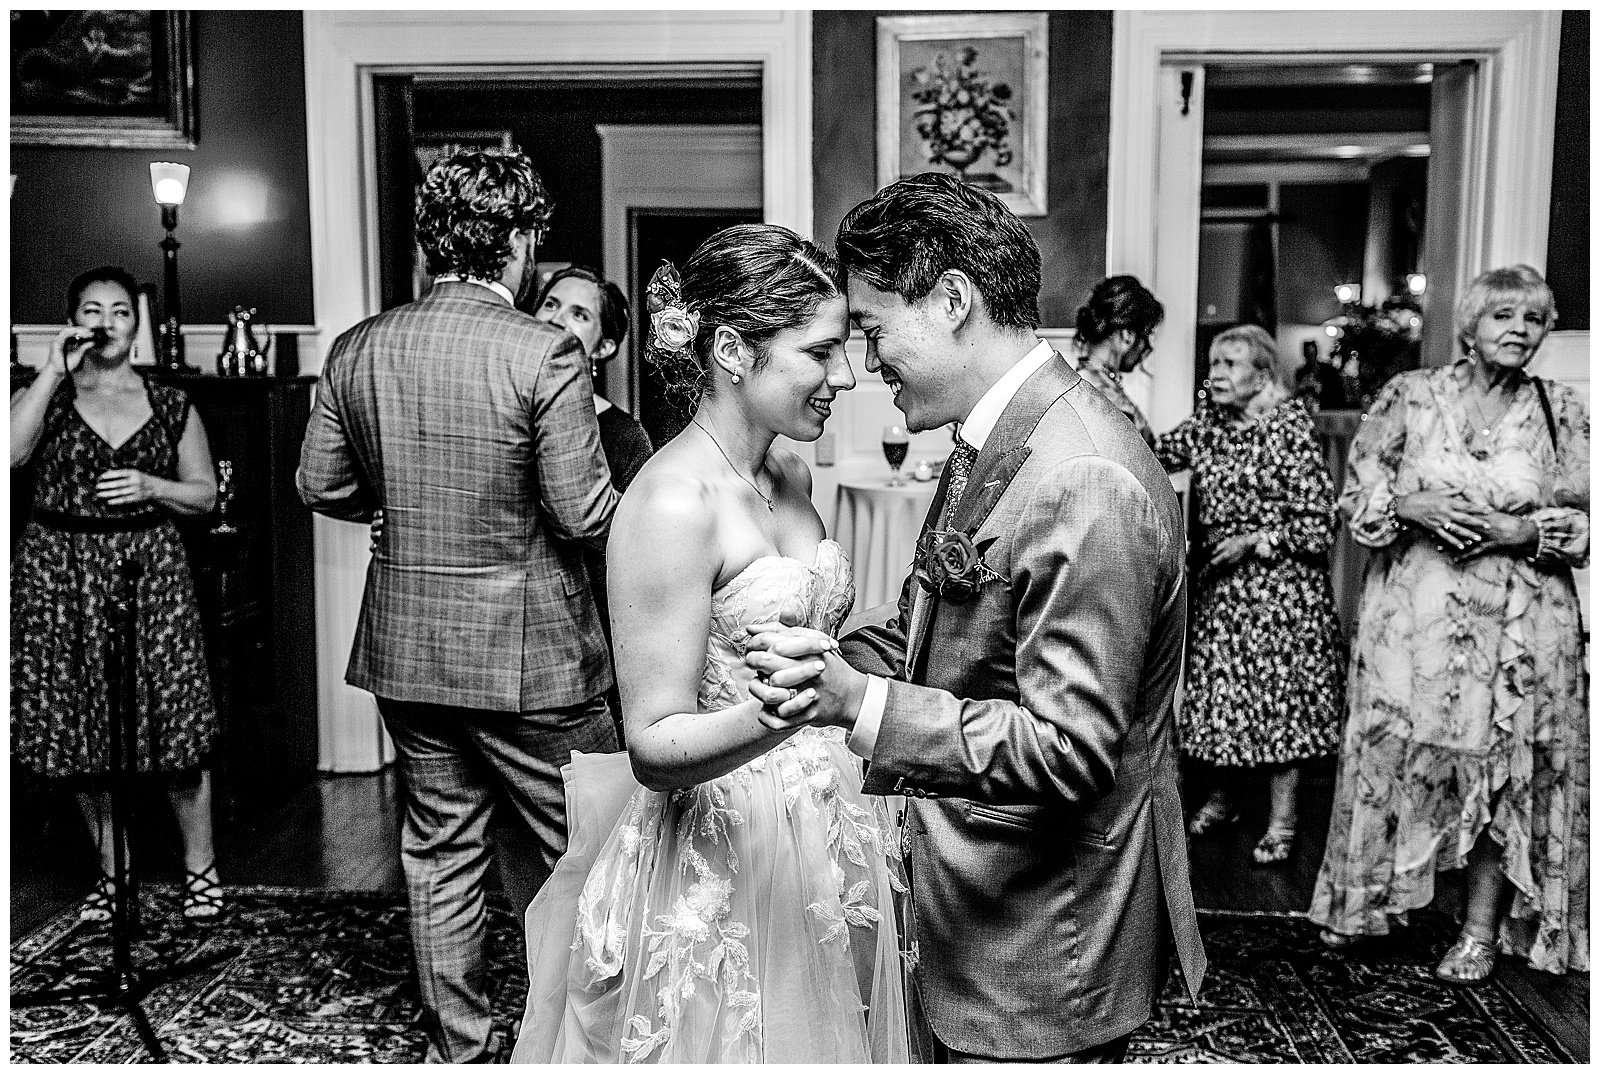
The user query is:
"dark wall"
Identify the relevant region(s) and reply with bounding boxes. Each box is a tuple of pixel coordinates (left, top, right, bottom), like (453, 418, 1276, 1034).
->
(1546, 10, 1589, 330)
(10, 10, 314, 326)
(813, 10, 1113, 327)
(411, 82, 763, 274)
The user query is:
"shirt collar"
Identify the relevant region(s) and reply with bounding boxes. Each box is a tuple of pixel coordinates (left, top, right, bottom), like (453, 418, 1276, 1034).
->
(434, 274, 516, 307)
(956, 339, 1056, 451)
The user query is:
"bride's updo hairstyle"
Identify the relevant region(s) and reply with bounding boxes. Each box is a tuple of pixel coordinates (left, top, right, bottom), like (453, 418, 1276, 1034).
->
(645, 224, 844, 404)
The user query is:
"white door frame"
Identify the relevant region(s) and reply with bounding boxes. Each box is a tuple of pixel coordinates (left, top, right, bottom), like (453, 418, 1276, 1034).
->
(1107, 10, 1561, 432)
(300, 11, 811, 771)
(596, 123, 763, 412)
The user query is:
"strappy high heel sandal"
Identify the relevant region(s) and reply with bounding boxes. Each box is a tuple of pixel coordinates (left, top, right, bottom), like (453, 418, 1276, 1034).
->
(1435, 930, 1497, 984)
(1186, 797, 1239, 837)
(1252, 825, 1297, 865)
(79, 875, 119, 923)
(182, 862, 226, 922)
(1318, 928, 1359, 950)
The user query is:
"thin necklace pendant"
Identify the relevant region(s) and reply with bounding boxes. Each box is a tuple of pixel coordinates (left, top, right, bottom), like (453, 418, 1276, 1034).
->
(693, 418, 775, 512)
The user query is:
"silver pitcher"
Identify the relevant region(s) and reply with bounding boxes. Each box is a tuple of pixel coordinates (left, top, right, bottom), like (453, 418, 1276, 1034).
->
(218, 305, 272, 376)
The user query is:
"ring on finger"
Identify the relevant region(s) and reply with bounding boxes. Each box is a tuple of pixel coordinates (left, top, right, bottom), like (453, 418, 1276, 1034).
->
(787, 688, 798, 702)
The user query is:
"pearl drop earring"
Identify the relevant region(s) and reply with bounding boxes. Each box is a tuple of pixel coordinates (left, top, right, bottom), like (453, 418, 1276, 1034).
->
(731, 371, 742, 384)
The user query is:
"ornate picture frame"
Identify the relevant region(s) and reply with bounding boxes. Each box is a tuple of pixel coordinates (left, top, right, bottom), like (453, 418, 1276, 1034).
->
(876, 13, 1048, 216)
(10, 11, 196, 149)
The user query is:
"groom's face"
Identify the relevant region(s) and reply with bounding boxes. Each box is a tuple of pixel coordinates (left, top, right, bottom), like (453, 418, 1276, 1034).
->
(848, 277, 961, 433)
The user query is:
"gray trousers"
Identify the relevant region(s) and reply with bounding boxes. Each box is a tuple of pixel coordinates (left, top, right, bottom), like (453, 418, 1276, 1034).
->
(378, 694, 618, 1064)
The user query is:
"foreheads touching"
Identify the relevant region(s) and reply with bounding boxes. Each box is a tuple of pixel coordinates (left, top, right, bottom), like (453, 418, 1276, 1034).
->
(835, 171, 1042, 335)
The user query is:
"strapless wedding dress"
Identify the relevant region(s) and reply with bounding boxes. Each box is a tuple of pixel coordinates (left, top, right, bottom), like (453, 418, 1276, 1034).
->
(511, 540, 909, 1063)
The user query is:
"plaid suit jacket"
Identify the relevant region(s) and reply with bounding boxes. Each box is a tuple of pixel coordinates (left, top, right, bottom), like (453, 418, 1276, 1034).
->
(297, 281, 619, 712)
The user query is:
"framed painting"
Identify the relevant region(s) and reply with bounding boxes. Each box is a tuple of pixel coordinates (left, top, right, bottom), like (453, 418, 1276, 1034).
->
(11, 11, 196, 149)
(876, 13, 1048, 216)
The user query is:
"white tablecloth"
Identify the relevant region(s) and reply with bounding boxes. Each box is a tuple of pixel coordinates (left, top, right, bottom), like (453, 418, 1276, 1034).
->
(832, 478, 939, 615)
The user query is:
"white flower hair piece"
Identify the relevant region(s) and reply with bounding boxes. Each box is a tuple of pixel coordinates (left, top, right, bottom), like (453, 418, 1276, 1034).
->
(649, 305, 700, 354)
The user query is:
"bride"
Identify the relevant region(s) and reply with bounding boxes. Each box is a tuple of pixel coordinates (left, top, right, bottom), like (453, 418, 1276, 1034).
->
(512, 224, 909, 1063)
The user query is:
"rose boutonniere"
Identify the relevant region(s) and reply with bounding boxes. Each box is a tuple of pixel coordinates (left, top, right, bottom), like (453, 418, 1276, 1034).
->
(914, 528, 1002, 603)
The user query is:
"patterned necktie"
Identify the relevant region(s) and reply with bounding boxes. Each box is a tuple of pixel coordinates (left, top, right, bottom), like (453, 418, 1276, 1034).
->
(939, 440, 979, 530)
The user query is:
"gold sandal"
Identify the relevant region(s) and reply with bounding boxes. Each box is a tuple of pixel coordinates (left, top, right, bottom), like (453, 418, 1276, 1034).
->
(1187, 799, 1238, 837)
(1435, 930, 1497, 984)
(1252, 825, 1297, 865)
(1318, 928, 1359, 949)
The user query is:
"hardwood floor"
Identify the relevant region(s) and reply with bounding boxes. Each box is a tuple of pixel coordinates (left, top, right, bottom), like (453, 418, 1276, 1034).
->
(12, 759, 1588, 1061)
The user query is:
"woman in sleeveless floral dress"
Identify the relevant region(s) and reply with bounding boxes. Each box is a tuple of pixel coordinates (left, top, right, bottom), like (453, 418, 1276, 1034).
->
(10, 266, 226, 923)
(513, 226, 909, 1063)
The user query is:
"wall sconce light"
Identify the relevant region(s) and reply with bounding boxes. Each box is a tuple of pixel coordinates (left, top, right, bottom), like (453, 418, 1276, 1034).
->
(1333, 282, 1361, 305)
(1406, 273, 1427, 296)
(150, 162, 194, 371)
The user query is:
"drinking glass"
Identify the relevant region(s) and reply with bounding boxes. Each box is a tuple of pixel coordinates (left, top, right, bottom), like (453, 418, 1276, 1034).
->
(881, 425, 910, 485)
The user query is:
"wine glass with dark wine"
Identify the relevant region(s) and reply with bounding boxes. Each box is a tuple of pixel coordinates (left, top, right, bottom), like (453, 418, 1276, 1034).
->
(882, 425, 910, 486)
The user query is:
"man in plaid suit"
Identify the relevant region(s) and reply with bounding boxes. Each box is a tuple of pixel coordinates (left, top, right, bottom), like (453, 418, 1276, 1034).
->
(297, 148, 619, 1062)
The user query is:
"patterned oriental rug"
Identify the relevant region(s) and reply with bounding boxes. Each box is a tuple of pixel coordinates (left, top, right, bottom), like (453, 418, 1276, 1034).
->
(9, 891, 1574, 1063)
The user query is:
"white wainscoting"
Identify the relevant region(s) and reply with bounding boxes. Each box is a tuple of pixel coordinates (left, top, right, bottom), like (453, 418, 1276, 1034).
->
(11, 324, 321, 375)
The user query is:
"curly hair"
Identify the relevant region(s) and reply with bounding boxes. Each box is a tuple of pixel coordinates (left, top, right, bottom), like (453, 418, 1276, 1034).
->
(1074, 275, 1164, 348)
(415, 146, 554, 281)
(836, 171, 1040, 331)
(1454, 264, 1557, 356)
(646, 224, 844, 406)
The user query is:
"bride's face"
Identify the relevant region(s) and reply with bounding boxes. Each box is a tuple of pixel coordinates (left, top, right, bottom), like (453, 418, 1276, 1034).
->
(743, 295, 854, 442)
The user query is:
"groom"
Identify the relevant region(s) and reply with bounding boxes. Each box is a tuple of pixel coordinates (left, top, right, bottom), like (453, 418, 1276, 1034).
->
(747, 172, 1204, 1062)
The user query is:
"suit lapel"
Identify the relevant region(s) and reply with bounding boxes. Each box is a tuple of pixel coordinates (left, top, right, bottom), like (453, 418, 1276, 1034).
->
(906, 354, 1079, 680)
(951, 353, 1077, 535)
(903, 457, 959, 680)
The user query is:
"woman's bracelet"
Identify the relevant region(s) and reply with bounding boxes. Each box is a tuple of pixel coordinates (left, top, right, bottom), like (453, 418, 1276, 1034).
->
(1381, 496, 1400, 535)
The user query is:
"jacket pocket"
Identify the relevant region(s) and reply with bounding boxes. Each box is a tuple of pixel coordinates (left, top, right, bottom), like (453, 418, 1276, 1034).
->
(556, 566, 583, 597)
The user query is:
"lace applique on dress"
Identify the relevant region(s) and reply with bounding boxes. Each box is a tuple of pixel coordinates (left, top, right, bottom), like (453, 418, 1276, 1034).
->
(526, 541, 909, 1064)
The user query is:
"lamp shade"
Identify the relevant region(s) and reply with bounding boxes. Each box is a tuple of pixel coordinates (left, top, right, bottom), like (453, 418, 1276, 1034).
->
(1333, 282, 1361, 304)
(1406, 273, 1427, 295)
(150, 161, 190, 207)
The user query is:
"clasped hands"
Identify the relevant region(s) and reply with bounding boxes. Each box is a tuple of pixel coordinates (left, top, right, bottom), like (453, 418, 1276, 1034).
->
(1395, 490, 1536, 560)
(743, 615, 866, 734)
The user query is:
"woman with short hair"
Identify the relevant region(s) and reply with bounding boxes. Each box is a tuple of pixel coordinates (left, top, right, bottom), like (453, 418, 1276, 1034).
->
(1154, 323, 1347, 866)
(1310, 265, 1589, 983)
(11, 266, 225, 924)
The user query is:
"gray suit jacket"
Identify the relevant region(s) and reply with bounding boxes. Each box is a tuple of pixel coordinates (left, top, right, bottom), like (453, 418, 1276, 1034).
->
(842, 354, 1204, 1058)
(297, 281, 618, 712)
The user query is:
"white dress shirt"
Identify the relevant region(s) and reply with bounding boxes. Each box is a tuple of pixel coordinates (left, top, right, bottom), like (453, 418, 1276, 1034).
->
(847, 339, 1058, 758)
(434, 274, 516, 307)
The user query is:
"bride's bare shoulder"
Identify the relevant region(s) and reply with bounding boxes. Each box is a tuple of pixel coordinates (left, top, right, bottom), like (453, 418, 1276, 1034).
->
(614, 448, 717, 538)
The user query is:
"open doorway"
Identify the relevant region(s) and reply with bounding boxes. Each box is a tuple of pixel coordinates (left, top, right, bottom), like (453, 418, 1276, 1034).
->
(1195, 62, 1435, 406)
(369, 69, 763, 437)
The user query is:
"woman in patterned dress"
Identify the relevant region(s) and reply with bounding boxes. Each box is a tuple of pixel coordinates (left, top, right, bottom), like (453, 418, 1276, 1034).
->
(10, 266, 225, 923)
(1154, 324, 1347, 865)
(1072, 274, 1165, 445)
(1309, 266, 1588, 984)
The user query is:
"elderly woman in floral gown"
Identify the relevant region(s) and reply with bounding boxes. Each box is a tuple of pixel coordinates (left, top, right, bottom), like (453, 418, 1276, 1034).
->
(1309, 266, 1589, 984)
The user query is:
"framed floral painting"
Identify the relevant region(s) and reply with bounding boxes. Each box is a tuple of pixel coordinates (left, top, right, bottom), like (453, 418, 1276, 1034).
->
(876, 13, 1048, 216)
(10, 11, 196, 148)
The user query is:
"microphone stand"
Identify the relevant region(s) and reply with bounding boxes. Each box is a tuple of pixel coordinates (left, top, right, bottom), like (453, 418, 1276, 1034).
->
(12, 558, 238, 1060)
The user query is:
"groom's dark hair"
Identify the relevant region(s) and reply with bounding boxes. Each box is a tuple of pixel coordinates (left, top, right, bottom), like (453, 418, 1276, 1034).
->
(835, 171, 1041, 331)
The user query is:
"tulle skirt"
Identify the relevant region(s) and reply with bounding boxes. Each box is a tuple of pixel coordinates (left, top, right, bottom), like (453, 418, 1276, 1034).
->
(512, 728, 911, 1063)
